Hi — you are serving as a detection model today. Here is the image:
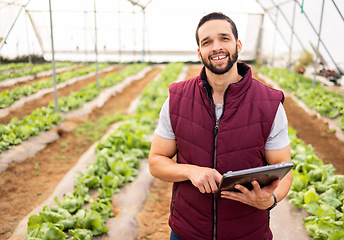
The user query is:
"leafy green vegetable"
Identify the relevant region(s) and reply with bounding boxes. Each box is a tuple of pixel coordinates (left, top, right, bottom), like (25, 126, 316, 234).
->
(287, 127, 344, 239)
(54, 194, 84, 214)
(74, 209, 108, 236)
(26, 222, 67, 240)
(25, 63, 185, 239)
(69, 228, 93, 240)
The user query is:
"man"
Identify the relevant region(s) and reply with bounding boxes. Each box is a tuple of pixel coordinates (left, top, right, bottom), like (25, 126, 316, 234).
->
(149, 12, 293, 240)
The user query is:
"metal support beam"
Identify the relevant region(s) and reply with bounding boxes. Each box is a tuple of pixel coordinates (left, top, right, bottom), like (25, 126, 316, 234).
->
(287, 0, 297, 70)
(94, 0, 99, 88)
(294, 0, 343, 75)
(126, 0, 152, 63)
(257, 1, 290, 58)
(27, 11, 44, 56)
(48, 0, 58, 112)
(141, 9, 146, 63)
(256, 14, 265, 61)
(331, 0, 344, 22)
(25, 9, 32, 63)
(270, 0, 306, 50)
(313, 0, 325, 88)
(0, 6, 24, 51)
(271, 9, 278, 66)
(118, 0, 122, 70)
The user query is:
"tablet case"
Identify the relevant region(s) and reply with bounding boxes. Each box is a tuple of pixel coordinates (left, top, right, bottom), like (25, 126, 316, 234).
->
(214, 162, 294, 198)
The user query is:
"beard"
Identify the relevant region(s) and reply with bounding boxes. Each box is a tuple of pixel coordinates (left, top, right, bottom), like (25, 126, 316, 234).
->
(200, 47, 238, 75)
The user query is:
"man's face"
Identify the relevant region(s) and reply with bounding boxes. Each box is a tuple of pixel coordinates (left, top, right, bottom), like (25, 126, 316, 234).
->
(197, 19, 242, 75)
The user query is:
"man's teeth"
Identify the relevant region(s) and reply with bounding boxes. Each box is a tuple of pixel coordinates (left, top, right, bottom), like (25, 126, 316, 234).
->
(213, 56, 226, 60)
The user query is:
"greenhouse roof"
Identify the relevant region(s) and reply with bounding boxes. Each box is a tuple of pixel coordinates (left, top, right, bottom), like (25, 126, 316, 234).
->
(0, 0, 343, 74)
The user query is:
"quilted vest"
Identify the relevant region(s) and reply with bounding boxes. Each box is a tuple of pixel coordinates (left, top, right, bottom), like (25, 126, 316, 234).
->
(168, 62, 284, 240)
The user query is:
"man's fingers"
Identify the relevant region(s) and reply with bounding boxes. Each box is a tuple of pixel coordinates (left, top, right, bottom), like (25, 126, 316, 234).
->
(234, 184, 250, 194)
(251, 181, 261, 192)
(208, 178, 219, 193)
(262, 179, 280, 193)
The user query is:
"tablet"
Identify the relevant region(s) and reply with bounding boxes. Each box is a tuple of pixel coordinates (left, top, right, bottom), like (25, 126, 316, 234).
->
(215, 162, 294, 198)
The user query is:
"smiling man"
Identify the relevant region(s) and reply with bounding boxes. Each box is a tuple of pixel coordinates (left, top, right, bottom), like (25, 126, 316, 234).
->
(149, 12, 293, 240)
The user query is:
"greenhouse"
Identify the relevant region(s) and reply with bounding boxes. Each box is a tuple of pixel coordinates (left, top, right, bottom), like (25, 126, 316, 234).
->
(0, 0, 343, 239)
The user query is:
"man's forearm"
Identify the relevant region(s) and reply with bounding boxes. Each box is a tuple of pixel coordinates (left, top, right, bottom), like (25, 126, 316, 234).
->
(149, 154, 191, 182)
(272, 171, 293, 203)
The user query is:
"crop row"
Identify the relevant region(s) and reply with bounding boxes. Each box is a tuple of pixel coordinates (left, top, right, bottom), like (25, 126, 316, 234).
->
(0, 63, 110, 109)
(0, 62, 73, 82)
(26, 62, 184, 239)
(259, 67, 344, 132)
(0, 62, 34, 72)
(288, 127, 344, 239)
(0, 63, 147, 154)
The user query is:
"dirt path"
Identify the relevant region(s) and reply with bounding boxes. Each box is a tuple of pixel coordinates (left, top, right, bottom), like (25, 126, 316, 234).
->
(136, 66, 344, 240)
(0, 67, 161, 239)
(136, 65, 202, 240)
(0, 67, 118, 124)
(283, 96, 344, 174)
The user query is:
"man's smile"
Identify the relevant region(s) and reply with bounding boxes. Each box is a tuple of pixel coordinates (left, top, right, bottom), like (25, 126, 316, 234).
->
(209, 52, 228, 63)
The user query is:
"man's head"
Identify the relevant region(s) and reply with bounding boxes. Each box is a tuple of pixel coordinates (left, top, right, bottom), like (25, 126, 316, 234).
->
(196, 12, 242, 75)
(196, 12, 238, 47)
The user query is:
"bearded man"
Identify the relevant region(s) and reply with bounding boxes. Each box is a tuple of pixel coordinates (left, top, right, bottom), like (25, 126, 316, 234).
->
(149, 12, 293, 240)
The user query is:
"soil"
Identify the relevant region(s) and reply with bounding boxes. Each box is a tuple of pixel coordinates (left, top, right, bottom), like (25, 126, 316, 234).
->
(0, 64, 343, 240)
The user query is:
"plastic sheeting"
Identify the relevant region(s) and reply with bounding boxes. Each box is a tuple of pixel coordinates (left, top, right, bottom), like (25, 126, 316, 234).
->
(0, 0, 264, 62)
(0, 0, 343, 73)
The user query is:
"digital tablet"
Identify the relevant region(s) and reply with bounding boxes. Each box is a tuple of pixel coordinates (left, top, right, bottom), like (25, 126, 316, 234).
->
(214, 162, 294, 198)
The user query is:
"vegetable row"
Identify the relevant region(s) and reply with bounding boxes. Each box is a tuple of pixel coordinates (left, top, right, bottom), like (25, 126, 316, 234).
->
(0, 62, 34, 73)
(0, 63, 109, 109)
(0, 62, 73, 82)
(288, 127, 344, 239)
(259, 67, 344, 132)
(0, 63, 147, 154)
(26, 62, 184, 239)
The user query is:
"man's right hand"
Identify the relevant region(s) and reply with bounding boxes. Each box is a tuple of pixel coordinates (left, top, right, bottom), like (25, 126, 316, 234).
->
(149, 135, 222, 194)
(188, 166, 223, 194)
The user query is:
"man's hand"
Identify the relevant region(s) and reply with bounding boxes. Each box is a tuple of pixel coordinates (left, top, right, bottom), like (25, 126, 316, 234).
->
(220, 179, 279, 210)
(188, 166, 223, 194)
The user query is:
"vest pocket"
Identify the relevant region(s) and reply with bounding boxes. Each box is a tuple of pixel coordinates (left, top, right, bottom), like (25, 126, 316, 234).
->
(170, 184, 179, 217)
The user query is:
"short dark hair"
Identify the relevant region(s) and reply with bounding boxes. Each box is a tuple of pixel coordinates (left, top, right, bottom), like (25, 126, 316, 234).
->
(195, 12, 238, 46)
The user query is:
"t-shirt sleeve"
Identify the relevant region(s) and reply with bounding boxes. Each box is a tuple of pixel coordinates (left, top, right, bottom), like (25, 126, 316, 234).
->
(265, 103, 290, 150)
(154, 96, 175, 140)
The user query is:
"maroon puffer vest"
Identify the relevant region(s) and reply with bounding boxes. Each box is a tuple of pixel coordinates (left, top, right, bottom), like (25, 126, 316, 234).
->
(168, 63, 284, 240)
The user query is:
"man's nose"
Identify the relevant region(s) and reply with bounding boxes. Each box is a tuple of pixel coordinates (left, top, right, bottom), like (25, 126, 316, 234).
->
(212, 40, 223, 52)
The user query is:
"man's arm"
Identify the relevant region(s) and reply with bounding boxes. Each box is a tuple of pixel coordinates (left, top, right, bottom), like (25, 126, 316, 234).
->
(221, 145, 293, 210)
(264, 145, 293, 204)
(149, 134, 223, 193)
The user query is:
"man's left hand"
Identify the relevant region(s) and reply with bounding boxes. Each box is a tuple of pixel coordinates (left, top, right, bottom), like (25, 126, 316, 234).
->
(220, 179, 279, 210)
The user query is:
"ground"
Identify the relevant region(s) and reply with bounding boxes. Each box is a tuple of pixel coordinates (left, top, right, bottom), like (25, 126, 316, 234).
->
(0, 64, 343, 240)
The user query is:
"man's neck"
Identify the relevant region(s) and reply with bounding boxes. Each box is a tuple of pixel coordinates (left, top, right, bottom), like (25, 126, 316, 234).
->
(205, 63, 242, 104)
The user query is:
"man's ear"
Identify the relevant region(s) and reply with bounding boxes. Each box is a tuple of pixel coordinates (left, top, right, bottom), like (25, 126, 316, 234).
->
(237, 40, 243, 53)
(197, 48, 202, 61)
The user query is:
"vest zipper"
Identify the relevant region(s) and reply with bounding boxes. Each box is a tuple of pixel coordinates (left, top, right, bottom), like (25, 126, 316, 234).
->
(213, 119, 220, 240)
(204, 86, 219, 240)
(204, 84, 229, 240)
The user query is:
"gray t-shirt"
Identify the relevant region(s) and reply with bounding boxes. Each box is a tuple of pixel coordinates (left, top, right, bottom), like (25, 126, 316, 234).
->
(155, 96, 290, 150)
